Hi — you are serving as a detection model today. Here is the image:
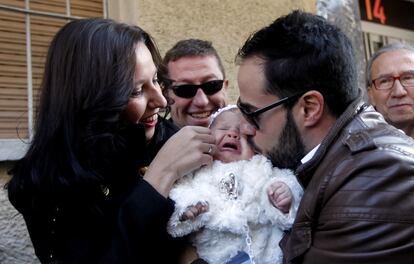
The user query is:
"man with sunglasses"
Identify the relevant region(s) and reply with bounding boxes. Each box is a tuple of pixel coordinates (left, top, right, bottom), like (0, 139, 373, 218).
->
(162, 39, 228, 128)
(366, 42, 414, 138)
(236, 11, 414, 264)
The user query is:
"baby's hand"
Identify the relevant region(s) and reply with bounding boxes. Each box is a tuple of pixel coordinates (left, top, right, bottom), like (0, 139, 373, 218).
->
(267, 181, 292, 214)
(179, 201, 209, 221)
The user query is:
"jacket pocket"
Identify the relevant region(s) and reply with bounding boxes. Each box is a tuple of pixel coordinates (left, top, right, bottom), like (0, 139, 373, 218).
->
(280, 221, 312, 263)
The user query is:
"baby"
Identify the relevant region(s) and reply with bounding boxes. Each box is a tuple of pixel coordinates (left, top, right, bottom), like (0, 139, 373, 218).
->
(168, 105, 303, 264)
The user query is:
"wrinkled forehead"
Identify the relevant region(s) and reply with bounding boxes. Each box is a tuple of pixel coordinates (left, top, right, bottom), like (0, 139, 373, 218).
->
(373, 50, 414, 73)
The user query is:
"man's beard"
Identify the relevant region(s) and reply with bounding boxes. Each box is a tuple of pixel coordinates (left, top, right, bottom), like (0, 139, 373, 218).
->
(267, 110, 306, 170)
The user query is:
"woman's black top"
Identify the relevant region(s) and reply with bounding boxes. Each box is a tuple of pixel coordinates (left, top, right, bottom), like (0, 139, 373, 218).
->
(9, 117, 184, 263)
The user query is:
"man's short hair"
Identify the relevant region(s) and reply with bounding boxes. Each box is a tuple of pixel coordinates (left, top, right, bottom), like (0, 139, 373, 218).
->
(163, 38, 226, 78)
(236, 10, 360, 117)
(366, 42, 414, 88)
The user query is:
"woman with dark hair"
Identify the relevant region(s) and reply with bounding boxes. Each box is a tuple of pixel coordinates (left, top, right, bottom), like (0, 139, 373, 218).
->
(7, 18, 215, 263)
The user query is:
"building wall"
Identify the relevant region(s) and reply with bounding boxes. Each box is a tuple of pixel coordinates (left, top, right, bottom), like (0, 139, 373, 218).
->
(0, 162, 39, 263)
(110, 0, 316, 103)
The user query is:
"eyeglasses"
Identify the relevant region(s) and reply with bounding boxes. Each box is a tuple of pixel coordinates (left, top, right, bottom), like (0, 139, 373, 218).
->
(171, 80, 224, 98)
(371, 72, 414, 90)
(237, 92, 305, 129)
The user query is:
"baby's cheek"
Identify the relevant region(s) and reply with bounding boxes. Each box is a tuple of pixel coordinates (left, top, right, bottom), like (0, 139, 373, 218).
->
(213, 132, 224, 145)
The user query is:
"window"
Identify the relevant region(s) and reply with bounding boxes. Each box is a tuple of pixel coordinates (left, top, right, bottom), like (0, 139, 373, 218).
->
(0, 0, 107, 160)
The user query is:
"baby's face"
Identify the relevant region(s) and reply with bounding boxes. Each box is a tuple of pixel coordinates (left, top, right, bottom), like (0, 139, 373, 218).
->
(211, 110, 255, 163)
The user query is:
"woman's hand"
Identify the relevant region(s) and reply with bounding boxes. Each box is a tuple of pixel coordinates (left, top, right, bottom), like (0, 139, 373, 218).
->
(144, 126, 216, 197)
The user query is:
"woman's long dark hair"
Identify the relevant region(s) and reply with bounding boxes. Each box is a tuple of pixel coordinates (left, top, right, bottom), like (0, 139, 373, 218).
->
(7, 19, 163, 208)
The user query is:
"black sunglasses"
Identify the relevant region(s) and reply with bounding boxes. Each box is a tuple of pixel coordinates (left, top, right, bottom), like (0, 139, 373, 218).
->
(171, 80, 224, 98)
(237, 92, 305, 129)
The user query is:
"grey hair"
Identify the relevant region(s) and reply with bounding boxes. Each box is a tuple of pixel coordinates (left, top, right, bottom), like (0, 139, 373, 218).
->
(366, 42, 414, 88)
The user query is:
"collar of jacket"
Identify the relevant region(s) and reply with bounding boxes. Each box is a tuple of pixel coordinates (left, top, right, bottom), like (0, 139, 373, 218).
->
(295, 99, 367, 188)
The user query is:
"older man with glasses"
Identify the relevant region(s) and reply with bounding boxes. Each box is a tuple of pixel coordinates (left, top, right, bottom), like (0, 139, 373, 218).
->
(162, 39, 228, 128)
(235, 10, 414, 264)
(367, 42, 414, 138)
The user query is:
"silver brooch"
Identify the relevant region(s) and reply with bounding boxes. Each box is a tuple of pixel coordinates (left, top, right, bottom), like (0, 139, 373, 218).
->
(219, 172, 238, 200)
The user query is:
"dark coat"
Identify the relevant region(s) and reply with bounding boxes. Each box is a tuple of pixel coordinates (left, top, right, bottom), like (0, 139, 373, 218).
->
(280, 102, 414, 264)
(10, 117, 184, 263)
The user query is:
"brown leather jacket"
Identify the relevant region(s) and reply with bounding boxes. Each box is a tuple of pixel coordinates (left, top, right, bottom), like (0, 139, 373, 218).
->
(281, 101, 414, 264)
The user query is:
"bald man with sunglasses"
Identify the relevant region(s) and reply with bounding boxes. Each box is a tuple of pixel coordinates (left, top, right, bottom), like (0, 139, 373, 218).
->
(162, 39, 229, 128)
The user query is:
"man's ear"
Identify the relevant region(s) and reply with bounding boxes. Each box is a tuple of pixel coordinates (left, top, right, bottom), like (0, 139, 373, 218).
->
(221, 79, 229, 105)
(223, 79, 229, 91)
(298, 90, 324, 127)
(367, 87, 376, 107)
(166, 87, 175, 100)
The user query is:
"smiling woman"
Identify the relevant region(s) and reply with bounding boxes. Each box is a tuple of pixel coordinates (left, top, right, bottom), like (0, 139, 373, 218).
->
(6, 18, 216, 264)
(123, 42, 167, 141)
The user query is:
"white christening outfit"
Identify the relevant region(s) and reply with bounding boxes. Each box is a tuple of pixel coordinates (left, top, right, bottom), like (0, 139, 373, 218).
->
(168, 155, 303, 264)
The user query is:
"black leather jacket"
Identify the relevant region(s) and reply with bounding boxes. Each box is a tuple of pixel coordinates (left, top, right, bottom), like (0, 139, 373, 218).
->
(281, 101, 414, 264)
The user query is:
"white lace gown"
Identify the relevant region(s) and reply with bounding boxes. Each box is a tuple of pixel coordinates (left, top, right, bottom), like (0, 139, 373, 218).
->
(168, 155, 303, 264)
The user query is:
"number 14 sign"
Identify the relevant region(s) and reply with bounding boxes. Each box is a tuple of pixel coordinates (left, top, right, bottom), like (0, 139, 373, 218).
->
(365, 0, 386, 24)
